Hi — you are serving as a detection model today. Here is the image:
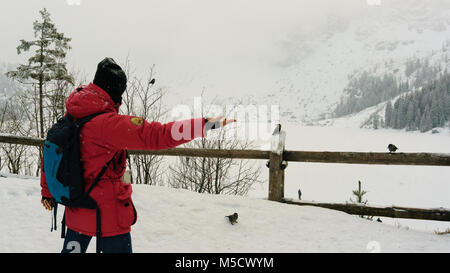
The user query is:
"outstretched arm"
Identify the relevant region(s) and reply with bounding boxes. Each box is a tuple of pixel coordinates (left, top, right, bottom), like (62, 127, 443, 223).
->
(95, 114, 236, 151)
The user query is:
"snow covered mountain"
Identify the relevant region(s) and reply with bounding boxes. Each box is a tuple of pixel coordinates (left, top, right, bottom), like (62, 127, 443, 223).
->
(257, 0, 450, 124)
(2, 0, 450, 128)
(316, 42, 450, 130)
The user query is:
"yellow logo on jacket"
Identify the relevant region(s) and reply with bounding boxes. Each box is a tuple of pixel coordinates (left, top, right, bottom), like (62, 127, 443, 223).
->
(130, 117, 144, 126)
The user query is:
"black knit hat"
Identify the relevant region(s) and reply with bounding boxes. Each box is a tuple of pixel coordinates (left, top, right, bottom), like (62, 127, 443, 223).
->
(93, 57, 127, 104)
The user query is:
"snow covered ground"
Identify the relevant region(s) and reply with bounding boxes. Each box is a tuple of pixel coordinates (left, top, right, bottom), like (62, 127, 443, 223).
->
(0, 122, 449, 253)
(249, 123, 450, 234)
(0, 172, 449, 253)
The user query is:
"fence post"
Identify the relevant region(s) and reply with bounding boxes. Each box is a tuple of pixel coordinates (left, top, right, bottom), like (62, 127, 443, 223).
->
(268, 127, 286, 201)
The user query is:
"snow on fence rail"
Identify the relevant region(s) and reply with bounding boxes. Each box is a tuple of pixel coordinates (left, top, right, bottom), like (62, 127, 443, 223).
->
(1, 132, 450, 221)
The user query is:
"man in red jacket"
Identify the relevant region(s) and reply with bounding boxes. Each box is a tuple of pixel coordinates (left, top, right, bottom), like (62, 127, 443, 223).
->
(40, 58, 235, 253)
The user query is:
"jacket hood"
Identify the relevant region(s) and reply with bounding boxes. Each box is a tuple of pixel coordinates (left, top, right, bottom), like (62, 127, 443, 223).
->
(66, 83, 120, 119)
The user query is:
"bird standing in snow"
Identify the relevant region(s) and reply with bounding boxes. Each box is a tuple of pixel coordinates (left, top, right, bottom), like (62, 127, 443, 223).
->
(226, 213, 238, 225)
(388, 144, 398, 153)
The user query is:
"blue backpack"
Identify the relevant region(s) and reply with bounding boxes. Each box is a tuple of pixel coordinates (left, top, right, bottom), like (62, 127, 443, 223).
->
(43, 111, 115, 253)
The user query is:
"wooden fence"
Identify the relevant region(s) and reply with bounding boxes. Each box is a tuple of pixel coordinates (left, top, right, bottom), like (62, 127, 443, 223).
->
(1, 131, 450, 222)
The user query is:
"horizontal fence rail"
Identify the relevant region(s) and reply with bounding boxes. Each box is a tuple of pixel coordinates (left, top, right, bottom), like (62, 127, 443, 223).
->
(2, 133, 450, 222)
(284, 151, 450, 166)
(282, 199, 450, 222)
(1, 135, 450, 166)
(0, 134, 45, 147)
(129, 149, 271, 160)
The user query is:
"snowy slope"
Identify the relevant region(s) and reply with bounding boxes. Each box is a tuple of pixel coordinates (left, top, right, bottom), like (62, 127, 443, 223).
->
(248, 123, 450, 234)
(258, 0, 450, 123)
(0, 174, 449, 253)
(314, 40, 450, 129)
(2, 1, 449, 125)
(135, 0, 450, 125)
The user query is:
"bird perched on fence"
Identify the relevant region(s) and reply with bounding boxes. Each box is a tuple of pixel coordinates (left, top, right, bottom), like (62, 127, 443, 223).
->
(267, 124, 282, 168)
(388, 144, 398, 153)
(226, 213, 238, 225)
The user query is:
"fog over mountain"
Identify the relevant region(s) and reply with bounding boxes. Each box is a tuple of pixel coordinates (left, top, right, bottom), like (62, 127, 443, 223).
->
(1, 0, 449, 121)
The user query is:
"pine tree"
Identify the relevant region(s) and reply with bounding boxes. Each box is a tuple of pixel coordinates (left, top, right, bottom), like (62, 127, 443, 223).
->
(406, 100, 415, 130)
(392, 100, 400, 129)
(349, 181, 373, 220)
(420, 105, 432, 132)
(385, 101, 393, 128)
(430, 95, 440, 128)
(372, 114, 379, 129)
(395, 97, 406, 129)
(350, 181, 368, 205)
(5, 8, 73, 139)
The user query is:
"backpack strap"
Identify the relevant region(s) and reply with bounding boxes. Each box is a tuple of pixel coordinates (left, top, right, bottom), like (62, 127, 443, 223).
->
(51, 203, 58, 232)
(96, 207, 102, 253)
(86, 152, 118, 196)
(65, 112, 107, 128)
(90, 153, 117, 253)
(61, 210, 66, 239)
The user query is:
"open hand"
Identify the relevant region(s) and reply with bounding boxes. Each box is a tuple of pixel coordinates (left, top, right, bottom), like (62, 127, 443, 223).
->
(206, 116, 237, 128)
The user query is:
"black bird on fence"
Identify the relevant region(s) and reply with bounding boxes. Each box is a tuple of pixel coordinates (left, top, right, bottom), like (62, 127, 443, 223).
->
(388, 144, 398, 153)
(226, 213, 238, 225)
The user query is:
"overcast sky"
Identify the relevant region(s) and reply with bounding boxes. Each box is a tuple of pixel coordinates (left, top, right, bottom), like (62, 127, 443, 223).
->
(0, 0, 401, 98)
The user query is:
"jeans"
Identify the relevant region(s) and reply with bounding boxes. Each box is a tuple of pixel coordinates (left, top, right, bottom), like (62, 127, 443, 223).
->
(61, 228, 132, 253)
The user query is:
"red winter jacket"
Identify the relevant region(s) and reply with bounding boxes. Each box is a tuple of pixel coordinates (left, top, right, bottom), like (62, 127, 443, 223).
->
(41, 83, 206, 237)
